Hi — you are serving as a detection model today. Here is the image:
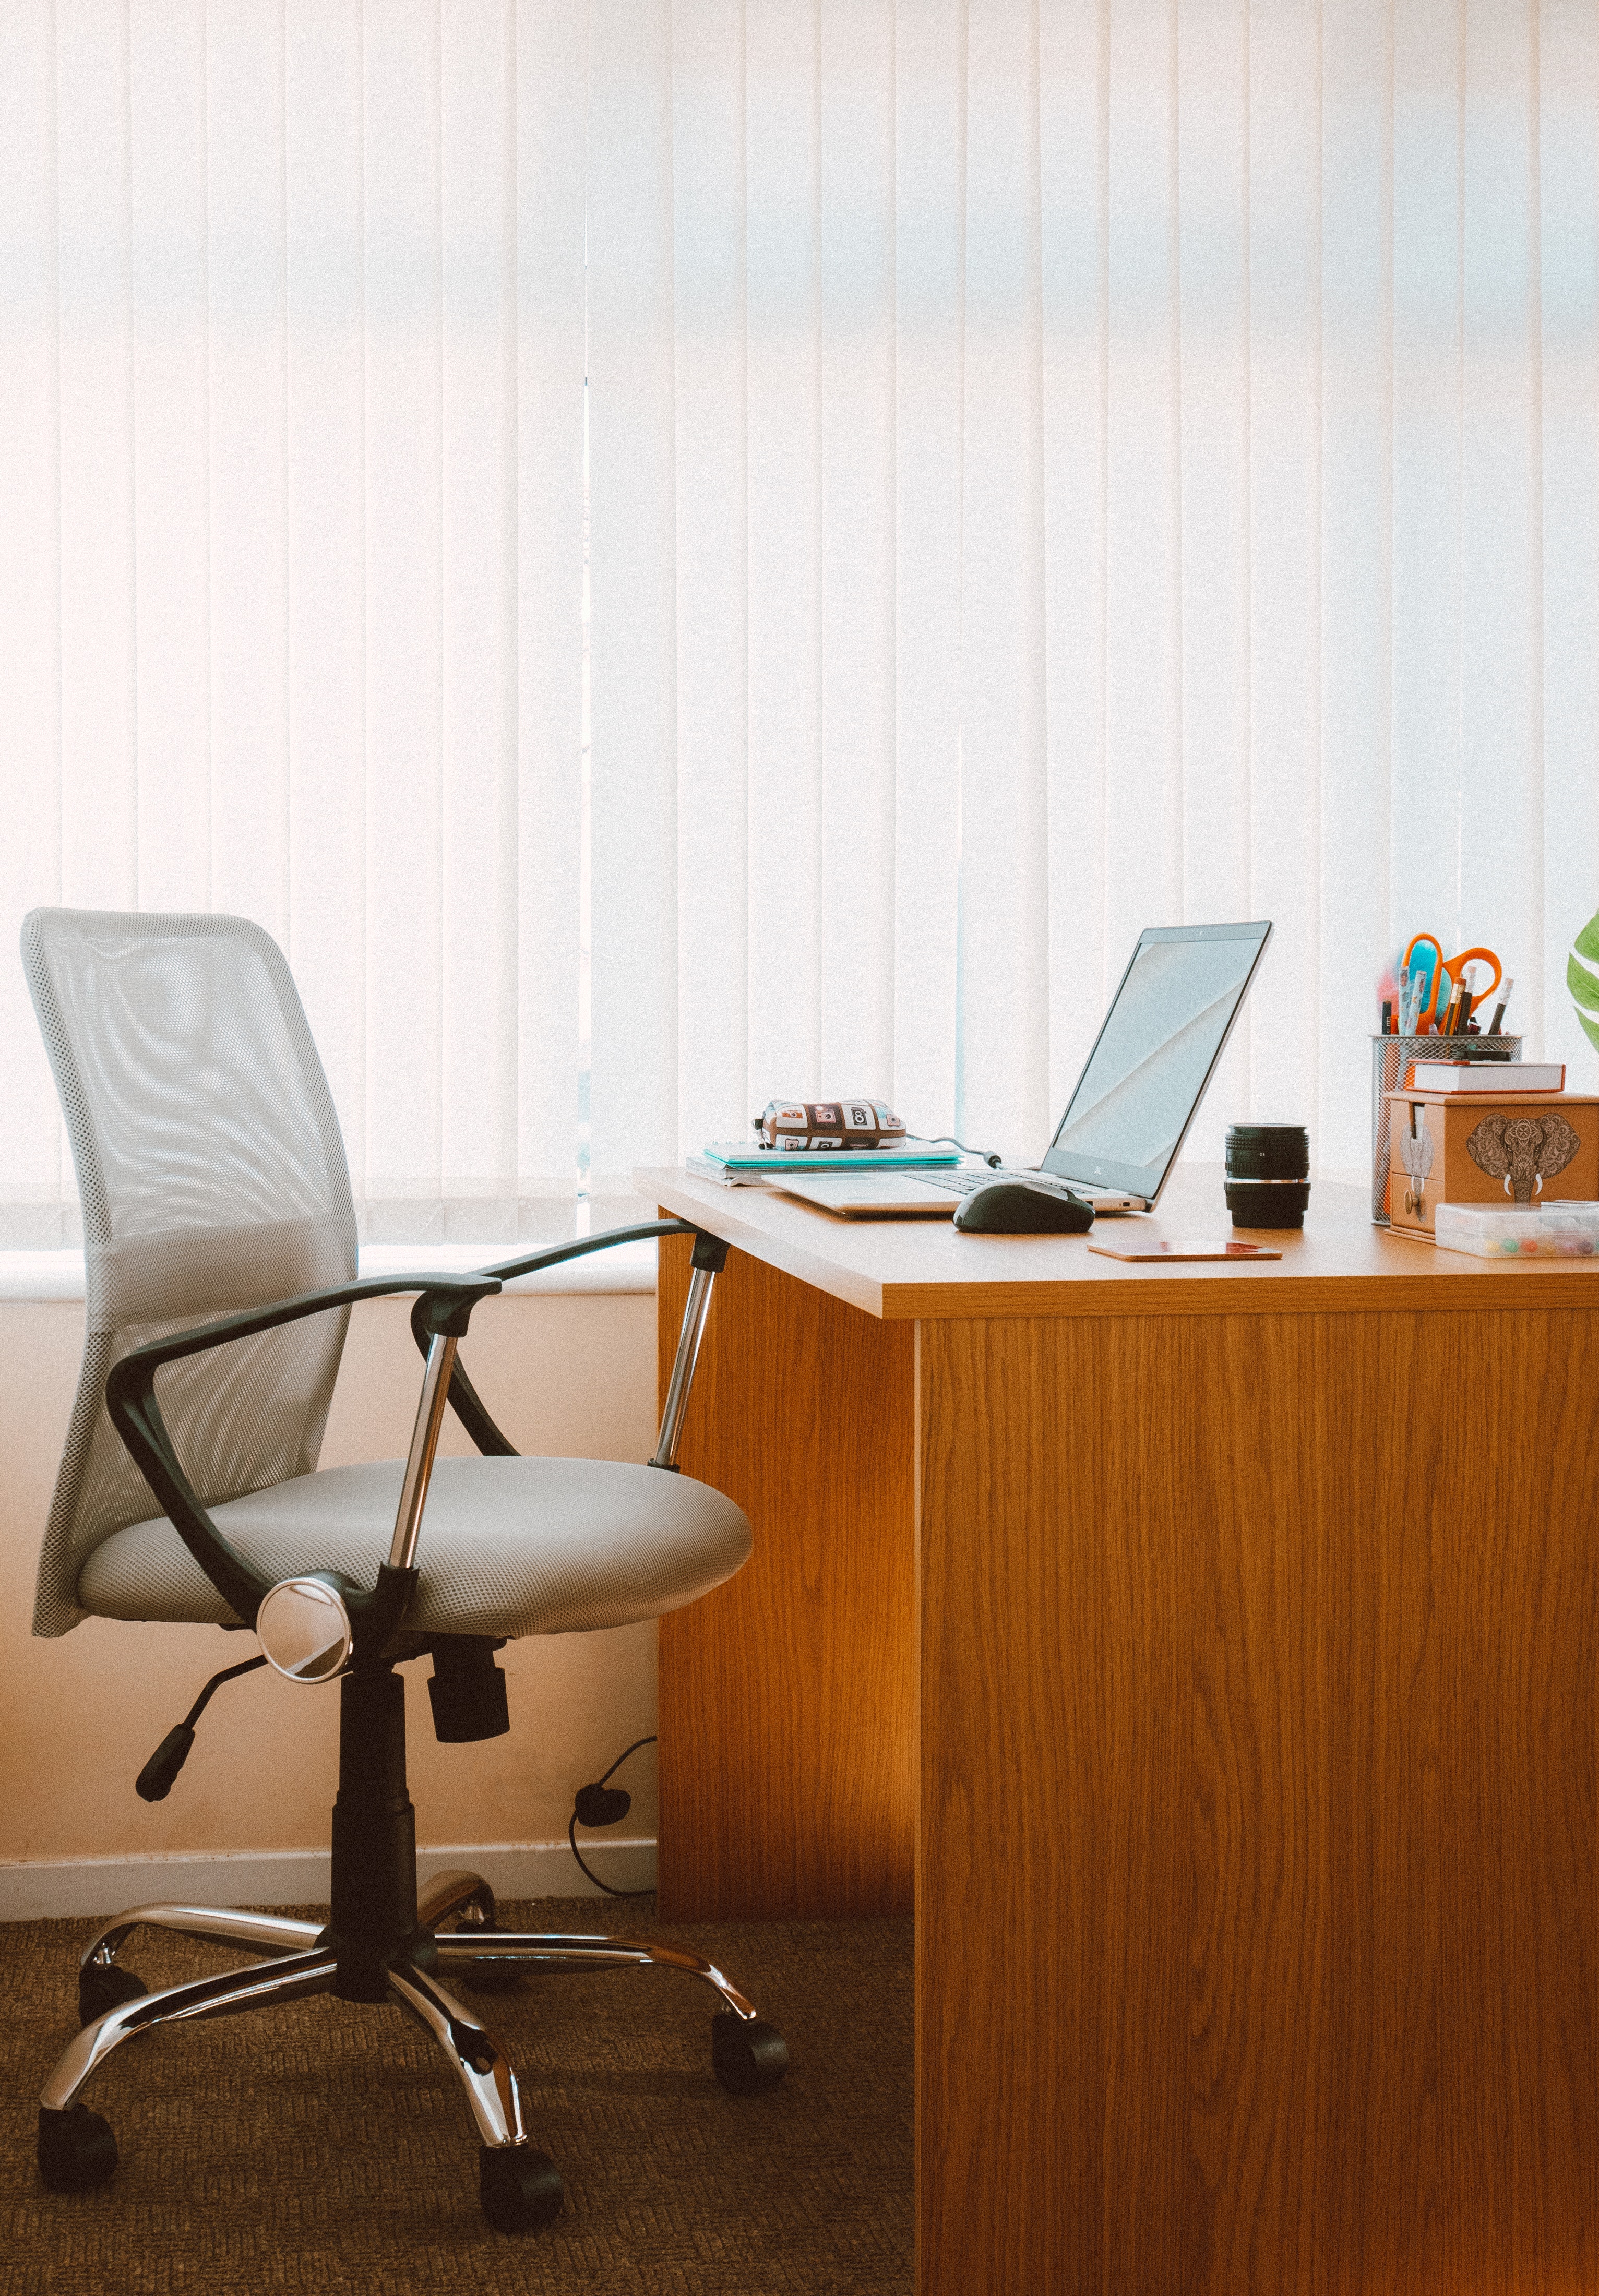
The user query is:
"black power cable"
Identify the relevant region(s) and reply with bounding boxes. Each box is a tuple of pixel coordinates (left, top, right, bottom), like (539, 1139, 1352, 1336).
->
(567, 1735, 658, 1897)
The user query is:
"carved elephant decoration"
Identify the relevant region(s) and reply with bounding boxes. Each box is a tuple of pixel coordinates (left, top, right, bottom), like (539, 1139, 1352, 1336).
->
(1465, 1111, 1582, 1203)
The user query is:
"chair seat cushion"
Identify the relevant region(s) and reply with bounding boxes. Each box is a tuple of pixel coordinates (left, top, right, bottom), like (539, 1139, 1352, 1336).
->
(77, 1456, 752, 1639)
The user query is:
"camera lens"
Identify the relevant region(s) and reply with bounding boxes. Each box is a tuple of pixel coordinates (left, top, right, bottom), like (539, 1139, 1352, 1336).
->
(1224, 1123, 1311, 1228)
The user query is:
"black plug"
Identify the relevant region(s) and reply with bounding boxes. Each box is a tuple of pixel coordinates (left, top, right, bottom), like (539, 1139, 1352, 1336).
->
(574, 1782, 631, 1828)
(568, 1734, 657, 1898)
(136, 1725, 196, 1803)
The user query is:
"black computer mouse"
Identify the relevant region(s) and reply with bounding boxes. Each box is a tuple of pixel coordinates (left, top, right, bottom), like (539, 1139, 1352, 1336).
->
(952, 1179, 1095, 1235)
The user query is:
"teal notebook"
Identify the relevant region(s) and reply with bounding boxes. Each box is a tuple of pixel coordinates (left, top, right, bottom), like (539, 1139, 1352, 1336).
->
(696, 1140, 959, 1173)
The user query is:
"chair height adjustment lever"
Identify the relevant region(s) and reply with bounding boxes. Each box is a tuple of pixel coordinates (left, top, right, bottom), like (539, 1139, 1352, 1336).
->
(135, 1655, 270, 1802)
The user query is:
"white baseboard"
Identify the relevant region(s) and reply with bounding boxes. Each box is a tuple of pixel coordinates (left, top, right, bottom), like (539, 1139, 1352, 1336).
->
(0, 1838, 657, 1922)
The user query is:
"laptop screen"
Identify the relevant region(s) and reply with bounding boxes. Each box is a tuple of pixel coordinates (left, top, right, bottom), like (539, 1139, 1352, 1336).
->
(1040, 921, 1273, 1201)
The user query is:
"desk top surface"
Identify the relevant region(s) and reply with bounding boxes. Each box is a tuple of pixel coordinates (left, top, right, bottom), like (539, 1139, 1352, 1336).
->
(637, 1163, 1599, 1322)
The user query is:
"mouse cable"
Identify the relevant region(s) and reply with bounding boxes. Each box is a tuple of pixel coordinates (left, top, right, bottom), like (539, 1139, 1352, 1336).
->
(568, 1735, 658, 1897)
(907, 1133, 1004, 1168)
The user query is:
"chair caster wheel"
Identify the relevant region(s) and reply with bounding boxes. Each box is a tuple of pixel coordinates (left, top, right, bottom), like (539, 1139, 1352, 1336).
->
(479, 2145, 564, 2232)
(39, 2106, 118, 2193)
(79, 1965, 147, 2027)
(711, 2012, 789, 2094)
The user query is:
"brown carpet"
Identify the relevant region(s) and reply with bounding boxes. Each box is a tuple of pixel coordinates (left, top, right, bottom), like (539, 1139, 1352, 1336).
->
(0, 1898, 912, 2296)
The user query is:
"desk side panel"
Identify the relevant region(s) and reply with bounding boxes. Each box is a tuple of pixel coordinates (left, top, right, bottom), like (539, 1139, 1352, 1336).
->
(657, 1235, 915, 1919)
(916, 1309, 1597, 2296)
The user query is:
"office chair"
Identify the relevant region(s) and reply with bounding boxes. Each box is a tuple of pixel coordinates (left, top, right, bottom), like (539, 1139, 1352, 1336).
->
(22, 908, 785, 2233)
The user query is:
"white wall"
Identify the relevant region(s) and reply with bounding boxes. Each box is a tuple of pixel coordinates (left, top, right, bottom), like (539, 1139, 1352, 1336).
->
(0, 1290, 660, 1908)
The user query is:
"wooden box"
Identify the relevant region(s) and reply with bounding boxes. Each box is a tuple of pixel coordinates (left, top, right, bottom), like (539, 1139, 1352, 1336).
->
(1385, 1089, 1599, 1238)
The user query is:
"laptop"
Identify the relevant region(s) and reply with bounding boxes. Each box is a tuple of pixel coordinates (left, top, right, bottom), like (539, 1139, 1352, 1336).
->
(772, 920, 1274, 1220)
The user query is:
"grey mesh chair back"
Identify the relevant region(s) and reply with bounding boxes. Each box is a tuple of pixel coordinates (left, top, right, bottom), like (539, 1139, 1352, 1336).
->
(22, 910, 359, 1636)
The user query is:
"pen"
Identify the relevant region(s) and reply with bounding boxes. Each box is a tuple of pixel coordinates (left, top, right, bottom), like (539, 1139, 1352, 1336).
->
(1381, 999, 1392, 1036)
(1459, 963, 1479, 1032)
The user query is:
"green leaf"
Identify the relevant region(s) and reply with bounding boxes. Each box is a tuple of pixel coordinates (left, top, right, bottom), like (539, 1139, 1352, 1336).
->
(1575, 907, 1599, 963)
(1569, 950, 1599, 1014)
(1578, 1007, 1599, 1056)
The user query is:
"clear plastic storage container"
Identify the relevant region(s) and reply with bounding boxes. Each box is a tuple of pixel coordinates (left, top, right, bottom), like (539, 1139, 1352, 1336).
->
(1433, 1201, 1599, 1258)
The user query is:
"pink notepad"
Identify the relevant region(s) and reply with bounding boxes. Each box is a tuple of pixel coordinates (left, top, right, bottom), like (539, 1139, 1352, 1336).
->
(1087, 1238, 1282, 1262)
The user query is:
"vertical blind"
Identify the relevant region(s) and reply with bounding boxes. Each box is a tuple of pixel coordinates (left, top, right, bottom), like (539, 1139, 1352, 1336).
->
(2, 0, 1596, 1242)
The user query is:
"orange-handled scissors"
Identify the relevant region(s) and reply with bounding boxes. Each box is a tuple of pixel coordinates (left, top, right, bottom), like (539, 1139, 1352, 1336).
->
(1402, 935, 1502, 1031)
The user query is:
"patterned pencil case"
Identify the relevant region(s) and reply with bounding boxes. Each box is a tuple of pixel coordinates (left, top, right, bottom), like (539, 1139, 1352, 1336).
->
(754, 1098, 907, 1152)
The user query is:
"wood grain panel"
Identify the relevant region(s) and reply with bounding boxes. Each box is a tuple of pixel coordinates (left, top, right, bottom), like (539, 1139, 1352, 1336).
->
(656, 1234, 915, 1920)
(916, 1309, 1597, 2296)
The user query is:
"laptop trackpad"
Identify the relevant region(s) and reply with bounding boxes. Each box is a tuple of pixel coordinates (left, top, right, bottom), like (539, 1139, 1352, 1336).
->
(769, 1175, 954, 1218)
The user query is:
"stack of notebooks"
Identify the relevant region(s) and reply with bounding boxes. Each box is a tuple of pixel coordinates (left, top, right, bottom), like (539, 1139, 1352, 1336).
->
(687, 1141, 960, 1188)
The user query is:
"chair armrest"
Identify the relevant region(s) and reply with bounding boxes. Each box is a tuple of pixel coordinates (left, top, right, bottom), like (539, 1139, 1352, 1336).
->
(476, 1219, 698, 1288)
(408, 1222, 700, 1458)
(105, 1273, 503, 1631)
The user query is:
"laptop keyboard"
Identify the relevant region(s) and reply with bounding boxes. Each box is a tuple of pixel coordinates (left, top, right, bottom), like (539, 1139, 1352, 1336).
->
(917, 1168, 1083, 1199)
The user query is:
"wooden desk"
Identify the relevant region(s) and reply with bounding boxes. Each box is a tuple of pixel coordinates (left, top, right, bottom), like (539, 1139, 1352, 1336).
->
(640, 1165, 1599, 2296)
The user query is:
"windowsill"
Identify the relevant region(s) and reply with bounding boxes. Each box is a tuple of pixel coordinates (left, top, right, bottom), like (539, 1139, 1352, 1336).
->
(0, 1241, 658, 1305)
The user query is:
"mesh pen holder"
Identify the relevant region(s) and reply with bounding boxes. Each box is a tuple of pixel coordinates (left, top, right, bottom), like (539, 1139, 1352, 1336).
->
(1369, 1034, 1522, 1225)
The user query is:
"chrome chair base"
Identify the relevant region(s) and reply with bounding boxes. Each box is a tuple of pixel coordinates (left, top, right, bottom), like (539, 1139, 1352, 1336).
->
(39, 1871, 787, 2226)
(417, 1867, 763, 2020)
